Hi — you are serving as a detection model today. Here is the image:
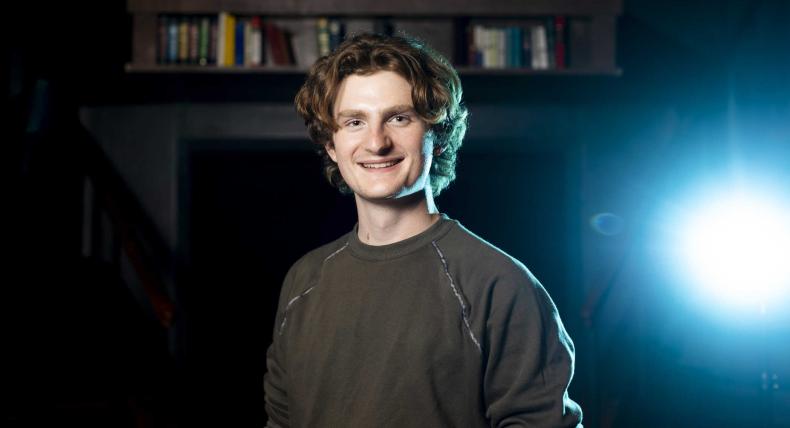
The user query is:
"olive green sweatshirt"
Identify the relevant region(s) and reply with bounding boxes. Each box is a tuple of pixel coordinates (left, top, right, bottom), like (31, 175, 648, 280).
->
(264, 216, 582, 427)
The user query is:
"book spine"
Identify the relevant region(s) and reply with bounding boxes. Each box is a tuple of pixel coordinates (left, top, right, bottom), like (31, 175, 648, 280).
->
(482, 27, 491, 68)
(225, 14, 236, 66)
(554, 16, 567, 69)
(167, 17, 178, 64)
(283, 27, 296, 65)
(506, 27, 516, 68)
(209, 16, 218, 65)
(499, 28, 507, 68)
(545, 17, 556, 69)
(217, 12, 226, 66)
(198, 16, 210, 66)
(531, 24, 548, 69)
(266, 22, 284, 65)
(317, 17, 330, 57)
(472, 25, 483, 67)
(514, 26, 523, 68)
(250, 16, 262, 66)
(328, 18, 344, 51)
(178, 16, 189, 64)
(235, 17, 245, 66)
(189, 16, 199, 64)
(521, 25, 532, 69)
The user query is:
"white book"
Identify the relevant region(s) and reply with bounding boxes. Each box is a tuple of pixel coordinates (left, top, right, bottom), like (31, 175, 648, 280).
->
(217, 12, 227, 67)
(250, 21, 262, 66)
(275, 18, 319, 67)
(531, 24, 548, 69)
(244, 18, 254, 66)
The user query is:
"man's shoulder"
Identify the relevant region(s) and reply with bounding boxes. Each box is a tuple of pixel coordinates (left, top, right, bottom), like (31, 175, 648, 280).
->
(283, 232, 351, 292)
(437, 220, 540, 289)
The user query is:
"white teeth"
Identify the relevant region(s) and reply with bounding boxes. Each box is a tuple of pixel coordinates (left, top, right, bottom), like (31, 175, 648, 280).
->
(362, 160, 400, 169)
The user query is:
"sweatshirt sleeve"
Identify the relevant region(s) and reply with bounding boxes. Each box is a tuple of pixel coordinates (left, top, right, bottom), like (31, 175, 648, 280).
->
(263, 267, 296, 428)
(483, 271, 583, 428)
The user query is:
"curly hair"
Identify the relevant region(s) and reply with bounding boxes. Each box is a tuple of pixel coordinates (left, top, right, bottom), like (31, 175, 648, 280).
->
(294, 33, 468, 196)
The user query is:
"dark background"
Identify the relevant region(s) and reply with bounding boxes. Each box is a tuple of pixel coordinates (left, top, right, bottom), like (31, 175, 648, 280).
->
(5, 1, 790, 427)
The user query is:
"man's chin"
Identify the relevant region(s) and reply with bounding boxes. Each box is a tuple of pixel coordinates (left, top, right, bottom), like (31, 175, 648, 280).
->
(356, 188, 425, 204)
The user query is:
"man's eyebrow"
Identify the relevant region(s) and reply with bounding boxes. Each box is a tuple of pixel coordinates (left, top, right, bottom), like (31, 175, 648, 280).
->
(382, 105, 416, 117)
(336, 109, 366, 119)
(335, 105, 416, 119)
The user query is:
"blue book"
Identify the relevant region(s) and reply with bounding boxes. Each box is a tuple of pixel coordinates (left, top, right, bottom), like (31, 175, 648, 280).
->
(513, 27, 523, 67)
(167, 17, 178, 64)
(235, 18, 245, 65)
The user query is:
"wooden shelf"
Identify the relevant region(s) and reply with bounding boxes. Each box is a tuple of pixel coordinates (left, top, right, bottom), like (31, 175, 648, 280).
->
(128, 1, 621, 80)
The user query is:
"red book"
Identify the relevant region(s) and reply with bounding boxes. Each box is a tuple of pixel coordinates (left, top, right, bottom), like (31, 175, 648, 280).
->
(266, 22, 293, 65)
(554, 16, 567, 69)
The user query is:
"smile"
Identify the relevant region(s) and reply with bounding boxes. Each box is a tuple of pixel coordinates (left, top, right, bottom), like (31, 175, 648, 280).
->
(360, 159, 403, 169)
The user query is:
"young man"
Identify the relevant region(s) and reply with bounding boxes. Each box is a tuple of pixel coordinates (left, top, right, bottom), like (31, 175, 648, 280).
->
(264, 33, 583, 427)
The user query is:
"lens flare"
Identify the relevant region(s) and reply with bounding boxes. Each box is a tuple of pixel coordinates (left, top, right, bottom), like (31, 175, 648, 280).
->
(679, 193, 790, 312)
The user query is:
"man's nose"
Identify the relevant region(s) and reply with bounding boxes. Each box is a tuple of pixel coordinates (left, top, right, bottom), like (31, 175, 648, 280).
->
(365, 126, 392, 153)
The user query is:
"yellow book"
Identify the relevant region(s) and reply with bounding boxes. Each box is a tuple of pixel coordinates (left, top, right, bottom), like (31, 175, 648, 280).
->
(178, 16, 189, 63)
(225, 14, 236, 66)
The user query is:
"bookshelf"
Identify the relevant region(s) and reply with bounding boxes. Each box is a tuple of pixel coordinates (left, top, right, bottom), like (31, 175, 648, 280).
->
(127, 0, 622, 76)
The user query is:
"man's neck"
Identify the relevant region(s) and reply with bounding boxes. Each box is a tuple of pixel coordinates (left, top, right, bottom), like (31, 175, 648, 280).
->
(355, 190, 440, 246)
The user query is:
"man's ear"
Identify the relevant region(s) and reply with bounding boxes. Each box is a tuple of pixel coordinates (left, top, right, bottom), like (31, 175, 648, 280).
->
(325, 142, 337, 162)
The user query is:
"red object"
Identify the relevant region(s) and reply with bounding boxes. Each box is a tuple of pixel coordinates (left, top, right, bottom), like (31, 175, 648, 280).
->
(554, 16, 567, 69)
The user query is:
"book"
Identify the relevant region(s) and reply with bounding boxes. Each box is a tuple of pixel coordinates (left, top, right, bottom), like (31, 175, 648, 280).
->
(276, 19, 319, 67)
(530, 24, 549, 69)
(189, 16, 199, 64)
(225, 13, 236, 66)
(317, 18, 330, 57)
(250, 16, 263, 66)
(209, 16, 218, 65)
(166, 17, 178, 64)
(554, 16, 567, 69)
(178, 16, 189, 63)
(217, 12, 227, 66)
(235, 17, 245, 66)
(265, 22, 288, 65)
(521, 26, 532, 68)
(198, 16, 210, 65)
(513, 26, 523, 68)
(544, 17, 556, 69)
(328, 18, 344, 51)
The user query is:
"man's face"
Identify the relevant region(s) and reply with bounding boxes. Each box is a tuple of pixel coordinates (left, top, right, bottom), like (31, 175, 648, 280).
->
(327, 71, 433, 203)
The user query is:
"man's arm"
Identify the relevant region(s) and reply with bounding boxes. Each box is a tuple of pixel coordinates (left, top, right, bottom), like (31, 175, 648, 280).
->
(264, 338, 289, 427)
(483, 273, 583, 428)
(263, 268, 296, 428)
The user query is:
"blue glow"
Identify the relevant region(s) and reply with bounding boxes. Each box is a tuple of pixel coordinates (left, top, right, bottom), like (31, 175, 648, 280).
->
(662, 180, 790, 322)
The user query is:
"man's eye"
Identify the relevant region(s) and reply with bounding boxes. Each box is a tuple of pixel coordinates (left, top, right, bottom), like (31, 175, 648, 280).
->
(390, 115, 411, 124)
(346, 119, 363, 127)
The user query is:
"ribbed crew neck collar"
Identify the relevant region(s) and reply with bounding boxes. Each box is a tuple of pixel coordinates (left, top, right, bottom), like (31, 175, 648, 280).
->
(347, 214, 455, 261)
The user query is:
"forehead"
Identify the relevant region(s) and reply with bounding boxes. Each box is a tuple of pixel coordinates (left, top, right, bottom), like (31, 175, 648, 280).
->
(333, 71, 413, 114)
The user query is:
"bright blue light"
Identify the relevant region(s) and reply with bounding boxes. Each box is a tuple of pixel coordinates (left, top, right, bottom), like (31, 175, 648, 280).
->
(670, 188, 790, 318)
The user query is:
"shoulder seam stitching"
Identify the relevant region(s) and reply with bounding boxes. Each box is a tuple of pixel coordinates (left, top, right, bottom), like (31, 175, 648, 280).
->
(278, 242, 349, 335)
(431, 240, 483, 354)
